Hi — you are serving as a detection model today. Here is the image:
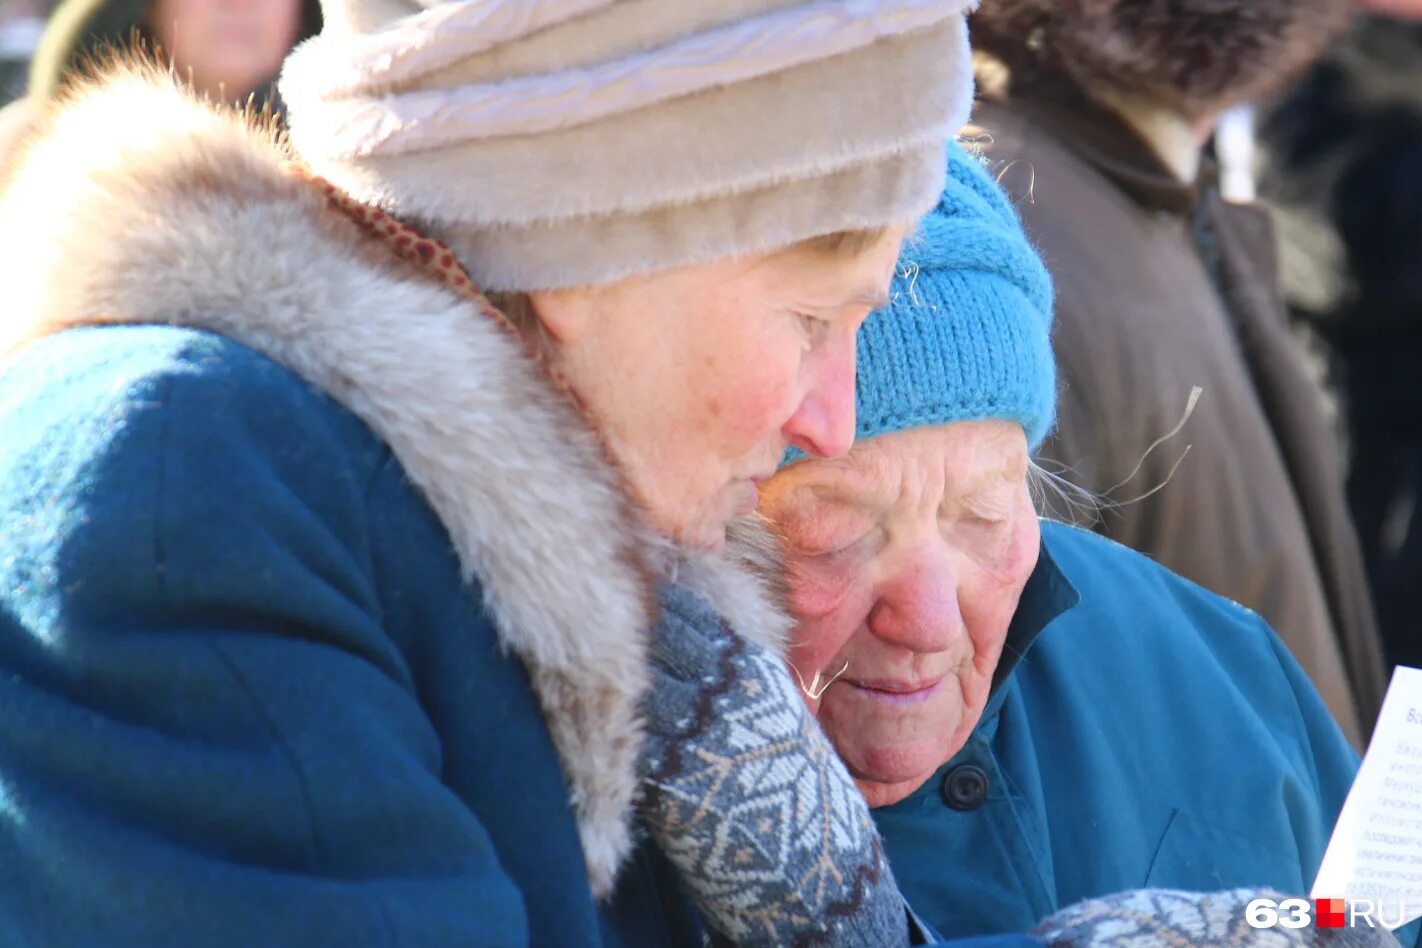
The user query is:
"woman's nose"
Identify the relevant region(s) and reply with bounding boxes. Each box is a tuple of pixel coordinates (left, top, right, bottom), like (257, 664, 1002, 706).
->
(866, 545, 960, 653)
(782, 332, 857, 459)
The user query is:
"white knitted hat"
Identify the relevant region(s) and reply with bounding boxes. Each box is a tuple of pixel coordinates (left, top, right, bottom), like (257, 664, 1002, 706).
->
(279, 0, 979, 291)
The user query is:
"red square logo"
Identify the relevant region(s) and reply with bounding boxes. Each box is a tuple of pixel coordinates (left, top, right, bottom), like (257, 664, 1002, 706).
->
(1315, 898, 1347, 929)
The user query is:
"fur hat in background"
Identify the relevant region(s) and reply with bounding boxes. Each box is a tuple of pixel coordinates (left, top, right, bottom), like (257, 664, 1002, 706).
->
(279, 0, 979, 292)
(971, 0, 1350, 121)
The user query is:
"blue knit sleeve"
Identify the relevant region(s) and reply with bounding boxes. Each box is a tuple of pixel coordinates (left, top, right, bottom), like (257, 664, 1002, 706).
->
(0, 330, 529, 946)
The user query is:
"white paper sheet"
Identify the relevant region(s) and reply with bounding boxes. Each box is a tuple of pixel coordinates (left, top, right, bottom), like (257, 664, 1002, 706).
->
(1312, 665, 1422, 930)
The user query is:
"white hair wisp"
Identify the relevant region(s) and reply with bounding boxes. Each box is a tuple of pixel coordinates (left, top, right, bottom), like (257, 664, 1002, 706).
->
(790, 659, 850, 701)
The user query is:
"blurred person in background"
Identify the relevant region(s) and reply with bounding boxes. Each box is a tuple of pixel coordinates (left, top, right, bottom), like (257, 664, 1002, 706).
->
(966, 0, 1388, 748)
(0, 0, 49, 105)
(1263, 9, 1422, 674)
(1358, 0, 1422, 16)
(26, 0, 318, 103)
(0, 0, 50, 173)
(0, 0, 317, 182)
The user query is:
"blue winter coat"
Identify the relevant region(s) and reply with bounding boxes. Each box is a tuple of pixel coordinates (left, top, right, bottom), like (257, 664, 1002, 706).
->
(876, 521, 1421, 946)
(0, 325, 709, 946)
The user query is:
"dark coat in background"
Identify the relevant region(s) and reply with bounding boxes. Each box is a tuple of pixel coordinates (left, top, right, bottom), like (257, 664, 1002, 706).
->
(1263, 18, 1422, 673)
(970, 84, 1387, 749)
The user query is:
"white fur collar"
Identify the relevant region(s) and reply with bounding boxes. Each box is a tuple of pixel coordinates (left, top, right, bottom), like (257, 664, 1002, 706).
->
(0, 67, 791, 898)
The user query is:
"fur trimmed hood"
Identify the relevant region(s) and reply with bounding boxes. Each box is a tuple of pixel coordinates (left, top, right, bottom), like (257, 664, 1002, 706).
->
(0, 66, 792, 899)
(971, 0, 1349, 121)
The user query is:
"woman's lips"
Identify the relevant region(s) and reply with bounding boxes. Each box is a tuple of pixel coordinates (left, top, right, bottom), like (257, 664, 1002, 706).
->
(843, 676, 944, 707)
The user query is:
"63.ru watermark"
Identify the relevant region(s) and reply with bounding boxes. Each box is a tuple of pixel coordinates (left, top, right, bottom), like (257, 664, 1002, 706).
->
(1247, 897, 1412, 930)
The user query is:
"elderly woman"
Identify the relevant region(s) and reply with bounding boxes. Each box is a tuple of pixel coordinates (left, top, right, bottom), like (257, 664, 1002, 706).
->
(758, 144, 1422, 947)
(0, 2, 981, 945)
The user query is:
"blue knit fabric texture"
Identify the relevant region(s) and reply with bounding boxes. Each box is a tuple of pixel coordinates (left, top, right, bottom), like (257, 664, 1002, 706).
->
(785, 141, 1056, 465)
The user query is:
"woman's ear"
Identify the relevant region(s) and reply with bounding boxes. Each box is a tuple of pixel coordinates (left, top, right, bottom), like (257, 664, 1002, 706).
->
(526, 287, 597, 345)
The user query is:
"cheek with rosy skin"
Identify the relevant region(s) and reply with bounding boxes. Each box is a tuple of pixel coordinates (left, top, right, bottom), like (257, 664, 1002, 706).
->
(951, 510, 1040, 702)
(689, 323, 803, 458)
(786, 553, 858, 621)
(716, 372, 796, 453)
(960, 583, 1021, 685)
(954, 580, 1014, 688)
(959, 503, 1039, 638)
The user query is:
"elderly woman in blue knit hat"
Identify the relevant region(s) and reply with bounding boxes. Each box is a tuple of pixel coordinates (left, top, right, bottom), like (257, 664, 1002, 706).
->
(758, 143, 1422, 946)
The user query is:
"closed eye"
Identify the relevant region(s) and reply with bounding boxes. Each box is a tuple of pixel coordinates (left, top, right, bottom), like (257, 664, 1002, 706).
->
(785, 524, 880, 562)
(962, 514, 1005, 528)
(785, 555, 856, 620)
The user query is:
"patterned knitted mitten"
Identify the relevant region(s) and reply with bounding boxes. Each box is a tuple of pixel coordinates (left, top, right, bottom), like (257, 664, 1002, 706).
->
(639, 582, 907, 947)
(1032, 888, 1402, 947)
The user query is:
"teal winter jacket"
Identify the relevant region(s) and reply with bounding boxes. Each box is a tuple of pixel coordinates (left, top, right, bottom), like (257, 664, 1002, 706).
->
(877, 521, 1420, 946)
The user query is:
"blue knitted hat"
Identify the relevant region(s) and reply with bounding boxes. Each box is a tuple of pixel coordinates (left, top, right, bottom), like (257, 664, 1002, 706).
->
(785, 141, 1056, 465)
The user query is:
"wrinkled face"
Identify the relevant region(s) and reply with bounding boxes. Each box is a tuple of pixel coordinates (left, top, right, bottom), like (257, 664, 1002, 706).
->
(150, 0, 302, 100)
(536, 228, 905, 550)
(758, 421, 1039, 807)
